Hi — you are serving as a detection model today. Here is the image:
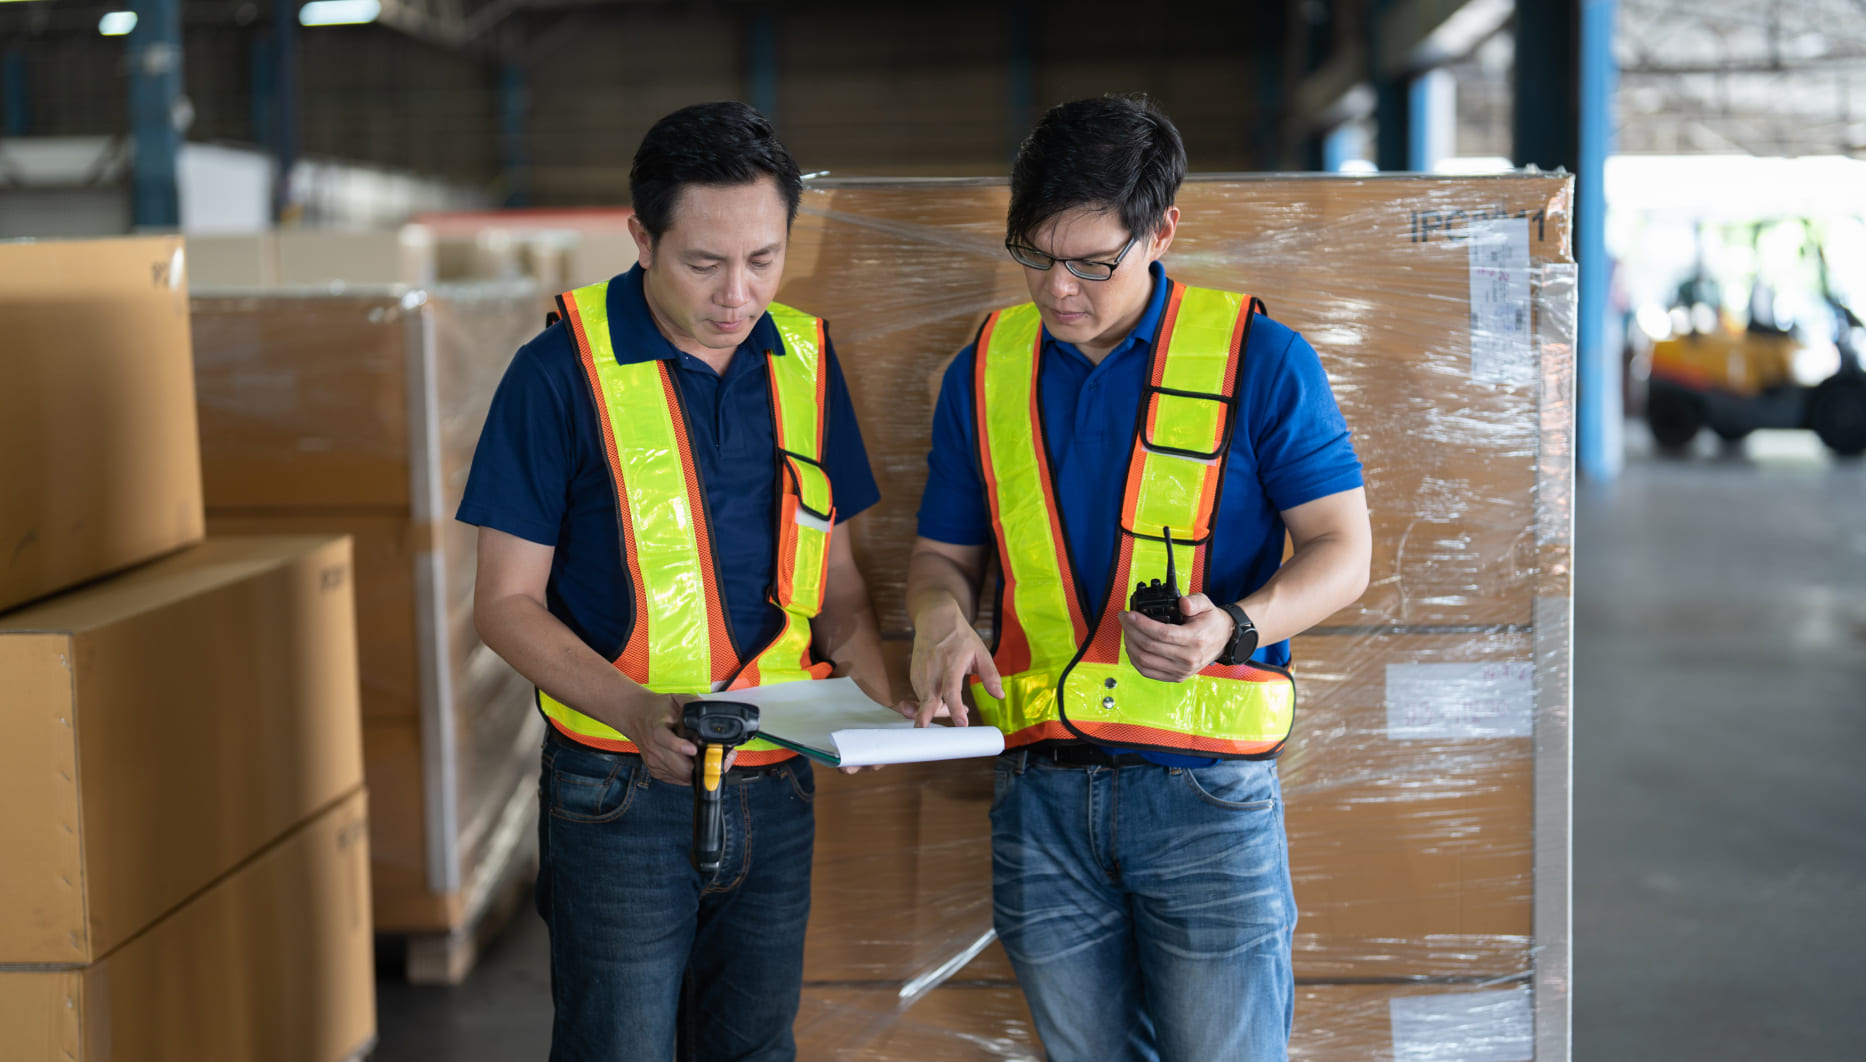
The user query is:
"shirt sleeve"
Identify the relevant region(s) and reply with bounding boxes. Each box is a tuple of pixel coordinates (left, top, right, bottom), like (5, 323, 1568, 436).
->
(822, 333, 881, 525)
(1243, 321, 1366, 512)
(455, 325, 578, 546)
(915, 343, 994, 546)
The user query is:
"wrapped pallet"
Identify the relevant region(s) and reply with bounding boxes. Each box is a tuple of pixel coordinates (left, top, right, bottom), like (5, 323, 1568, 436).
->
(773, 175, 1573, 1061)
(191, 283, 547, 978)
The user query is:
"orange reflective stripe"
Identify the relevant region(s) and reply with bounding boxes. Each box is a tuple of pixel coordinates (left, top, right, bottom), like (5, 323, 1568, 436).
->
(559, 290, 653, 684)
(546, 717, 797, 765)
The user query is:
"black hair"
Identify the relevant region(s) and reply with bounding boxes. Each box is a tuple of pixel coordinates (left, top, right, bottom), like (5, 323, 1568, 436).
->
(628, 101, 803, 243)
(1007, 94, 1187, 247)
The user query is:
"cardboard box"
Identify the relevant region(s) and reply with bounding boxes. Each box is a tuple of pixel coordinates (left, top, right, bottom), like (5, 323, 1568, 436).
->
(205, 513, 537, 934)
(0, 236, 205, 614)
(0, 536, 363, 964)
(1284, 632, 1536, 979)
(804, 762, 993, 983)
(811, 635, 1533, 983)
(775, 176, 1572, 633)
(797, 980, 1538, 1062)
(0, 788, 377, 1062)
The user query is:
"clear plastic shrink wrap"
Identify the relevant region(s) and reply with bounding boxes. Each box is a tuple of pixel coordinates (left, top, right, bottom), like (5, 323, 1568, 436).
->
(194, 171, 1576, 1057)
(779, 175, 1574, 1061)
(191, 283, 546, 934)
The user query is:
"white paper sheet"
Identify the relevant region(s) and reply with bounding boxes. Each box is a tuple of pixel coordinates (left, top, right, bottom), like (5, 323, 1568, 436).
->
(1388, 988, 1533, 1062)
(1468, 216, 1534, 386)
(698, 677, 1004, 766)
(1385, 661, 1535, 740)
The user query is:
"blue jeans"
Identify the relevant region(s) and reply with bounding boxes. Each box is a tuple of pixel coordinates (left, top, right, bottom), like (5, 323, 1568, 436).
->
(989, 750, 1296, 1062)
(536, 731, 815, 1062)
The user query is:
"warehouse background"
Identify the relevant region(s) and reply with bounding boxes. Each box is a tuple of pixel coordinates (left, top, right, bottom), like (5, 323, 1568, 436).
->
(2, 1, 1863, 1061)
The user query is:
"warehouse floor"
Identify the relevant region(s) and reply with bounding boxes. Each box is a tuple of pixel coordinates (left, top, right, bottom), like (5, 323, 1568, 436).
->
(370, 427, 1866, 1062)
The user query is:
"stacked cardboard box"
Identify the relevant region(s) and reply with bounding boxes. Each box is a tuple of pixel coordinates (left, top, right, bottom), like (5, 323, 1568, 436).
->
(782, 176, 1573, 1060)
(191, 284, 546, 959)
(0, 238, 374, 1061)
(0, 238, 204, 614)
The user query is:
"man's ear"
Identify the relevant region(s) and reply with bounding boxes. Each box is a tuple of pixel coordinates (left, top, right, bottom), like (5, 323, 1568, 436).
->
(627, 214, 656, 270)
(1148, 205, 1181, 261)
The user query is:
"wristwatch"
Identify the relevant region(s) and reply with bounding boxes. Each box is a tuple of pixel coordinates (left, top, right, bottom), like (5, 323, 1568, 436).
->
(1215, 603, 1259, 666)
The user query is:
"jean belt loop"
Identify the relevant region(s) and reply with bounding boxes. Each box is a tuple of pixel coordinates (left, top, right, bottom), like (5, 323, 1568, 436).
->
(1011, 747, 1030, 775)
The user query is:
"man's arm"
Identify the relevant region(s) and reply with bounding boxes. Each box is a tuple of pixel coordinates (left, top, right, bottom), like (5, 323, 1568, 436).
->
(1119, 487, 1371, 682)
(473, 525, 701, 784)
(903, 537, 1005, 727)
(812, 519, 893, 705)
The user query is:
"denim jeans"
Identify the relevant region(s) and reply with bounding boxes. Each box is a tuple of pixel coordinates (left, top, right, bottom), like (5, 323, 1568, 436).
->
(536, 730, 816, 1062)
(989, 750, 1296, 1062)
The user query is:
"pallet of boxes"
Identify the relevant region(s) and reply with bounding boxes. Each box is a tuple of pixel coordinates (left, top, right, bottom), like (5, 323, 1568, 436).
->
(0, 237, 374, 1061)
(188, 271, 546, 983)
(773, 175, 1575, 1061)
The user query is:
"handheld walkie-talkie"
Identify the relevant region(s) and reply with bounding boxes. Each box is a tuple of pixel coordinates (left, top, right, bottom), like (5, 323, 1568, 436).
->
(1128, 526, 1186, 625)
(683, 701, 760, 874)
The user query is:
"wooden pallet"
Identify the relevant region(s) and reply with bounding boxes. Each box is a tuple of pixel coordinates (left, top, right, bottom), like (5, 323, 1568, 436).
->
(392, 777, 540, 986)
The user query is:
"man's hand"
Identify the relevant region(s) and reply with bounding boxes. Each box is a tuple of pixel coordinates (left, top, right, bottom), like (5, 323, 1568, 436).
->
(617, 691, 702, 785)
(1118, 592, 1232, 682)
(910, 601, 1004, 728)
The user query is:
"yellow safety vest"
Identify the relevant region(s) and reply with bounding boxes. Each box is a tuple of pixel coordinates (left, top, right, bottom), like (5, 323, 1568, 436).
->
(538, 281, 836, 764)
(969, 282, 1296, 759)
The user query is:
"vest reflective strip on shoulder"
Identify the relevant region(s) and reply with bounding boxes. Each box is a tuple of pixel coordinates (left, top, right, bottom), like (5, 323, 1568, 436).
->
(562, 283, 732, 692)
(1098, 284, 1248, 642)
(974, 305, 1090, 682)
(763, 303, 834, 619)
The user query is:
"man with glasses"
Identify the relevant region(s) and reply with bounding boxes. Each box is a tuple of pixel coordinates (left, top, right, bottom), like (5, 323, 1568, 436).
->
(903, 95, 1371, 1060)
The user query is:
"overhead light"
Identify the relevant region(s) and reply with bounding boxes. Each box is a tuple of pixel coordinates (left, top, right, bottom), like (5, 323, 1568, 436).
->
(98, 10, 137, 35)
(299, 0, 380, 26)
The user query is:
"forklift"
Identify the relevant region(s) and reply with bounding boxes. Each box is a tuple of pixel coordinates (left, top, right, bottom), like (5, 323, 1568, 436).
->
(1644, 225, 1866, 457)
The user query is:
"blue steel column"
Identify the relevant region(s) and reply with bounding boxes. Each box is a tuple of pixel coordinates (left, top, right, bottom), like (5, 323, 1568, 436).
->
(1408, 68, 1453, 172)
(270, 0, 300, 222)
(3, 47, 27, 137)
(1578, 0, 1621, 479)
(500, 64, 528, 207)
(748, 11, 778, 120)
(129, 0, 183, 228)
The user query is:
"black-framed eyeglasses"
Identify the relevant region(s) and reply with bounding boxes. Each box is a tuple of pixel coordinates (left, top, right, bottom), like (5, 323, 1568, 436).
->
(1004, 236, 1139, 281)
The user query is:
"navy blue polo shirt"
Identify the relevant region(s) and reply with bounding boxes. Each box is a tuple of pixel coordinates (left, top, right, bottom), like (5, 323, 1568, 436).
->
(458, 265, 880, 661)
(918, 261, 1363, 763)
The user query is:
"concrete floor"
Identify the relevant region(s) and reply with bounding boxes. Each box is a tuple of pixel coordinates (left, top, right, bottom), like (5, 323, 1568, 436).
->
(1572, 429, 1866, 1060)
(372, 427, 1866, 1061)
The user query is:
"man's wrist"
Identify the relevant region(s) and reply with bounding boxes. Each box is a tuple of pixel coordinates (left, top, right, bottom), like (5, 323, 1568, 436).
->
(911, 593, 967, 634)
(1215, 602, 1259, 666)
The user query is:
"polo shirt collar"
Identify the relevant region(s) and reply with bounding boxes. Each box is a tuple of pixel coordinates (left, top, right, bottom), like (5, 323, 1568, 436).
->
(1042, 259, 1171, 364)
(602, 263, 784, 367)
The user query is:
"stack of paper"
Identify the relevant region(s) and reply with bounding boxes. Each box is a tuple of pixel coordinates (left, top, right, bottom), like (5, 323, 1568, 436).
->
(699, 678, 1004, 767)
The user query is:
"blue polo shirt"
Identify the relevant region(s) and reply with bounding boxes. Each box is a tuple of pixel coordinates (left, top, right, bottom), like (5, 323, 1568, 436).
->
(918, 262, 1362, 763)
(458, 265, 880, 661)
